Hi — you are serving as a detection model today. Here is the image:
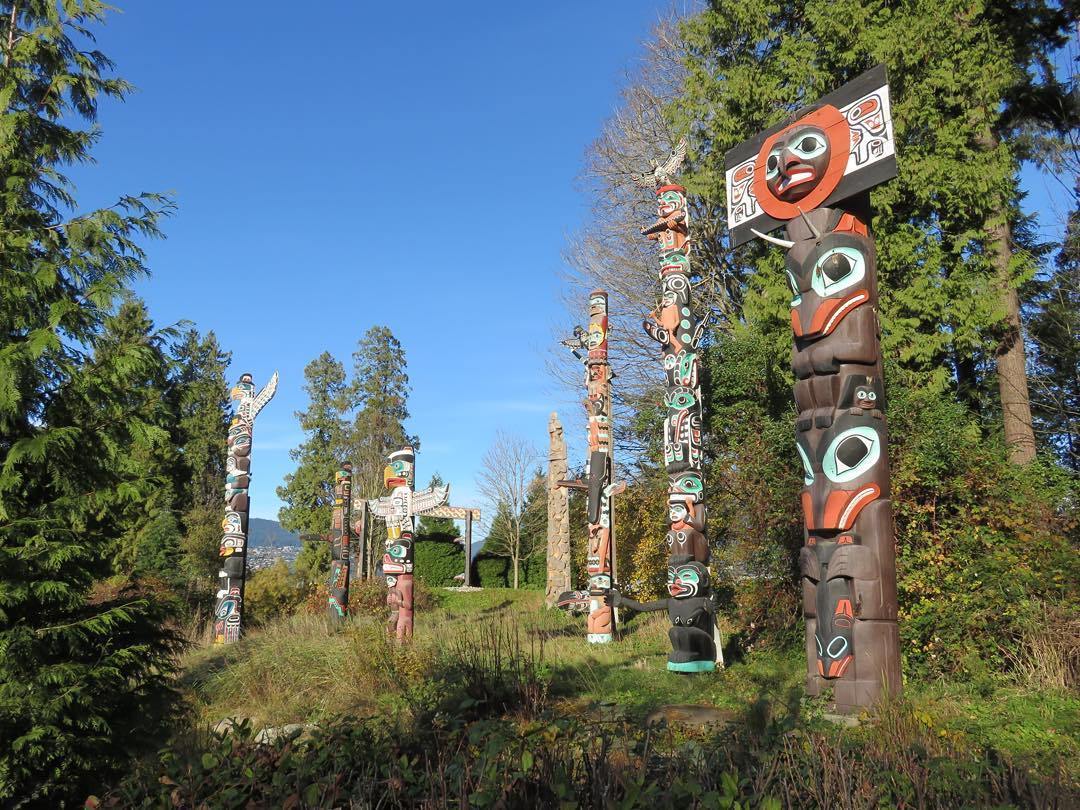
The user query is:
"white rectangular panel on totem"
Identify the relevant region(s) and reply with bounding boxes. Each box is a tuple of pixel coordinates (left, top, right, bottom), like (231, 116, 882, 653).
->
(723, 64, 897, 247)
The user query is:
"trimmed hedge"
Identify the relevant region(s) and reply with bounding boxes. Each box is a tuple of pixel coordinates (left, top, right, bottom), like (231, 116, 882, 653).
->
(413, 535, 545, 589)
(414, 535, 465, 588)
(474, 553, 544, 589)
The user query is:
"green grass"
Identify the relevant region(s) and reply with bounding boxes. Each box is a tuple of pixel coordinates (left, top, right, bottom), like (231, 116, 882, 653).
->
(178, 587, 1079, 784)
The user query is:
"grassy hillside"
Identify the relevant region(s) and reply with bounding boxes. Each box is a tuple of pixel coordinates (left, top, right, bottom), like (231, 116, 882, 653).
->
(106, 589, 1079, 807)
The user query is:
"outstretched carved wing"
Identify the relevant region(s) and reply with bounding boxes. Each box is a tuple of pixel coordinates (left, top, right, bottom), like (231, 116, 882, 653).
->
(412, 484, 450, 515)
(366, 496, 395, 519)
(631, 137, 688, 188)
(251, 372, 279, 421)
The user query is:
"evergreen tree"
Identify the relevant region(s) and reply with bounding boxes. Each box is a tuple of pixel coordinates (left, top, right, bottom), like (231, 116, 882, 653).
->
(346, 326, 417, 500)
(0, 2, 182, 802)
(416, 472, 458, 537)
(276, 352, 348, 580)
(1029, 191, 1080, 470)
(171, 328, 231, 582)
(277, 352, 348, 537)
(675, 0, 1077, 460)
(345, 326, 416, 577)
(93, 299, 185, 581)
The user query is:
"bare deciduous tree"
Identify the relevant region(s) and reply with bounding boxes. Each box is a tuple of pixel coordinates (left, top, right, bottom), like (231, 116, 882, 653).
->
(477, 432, 544, 589)
(552, 14, 749, 470)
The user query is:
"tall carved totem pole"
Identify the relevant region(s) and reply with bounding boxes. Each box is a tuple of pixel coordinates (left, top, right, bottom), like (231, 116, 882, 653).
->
(556, 292, 620, 643)
(214, 371, 278, 644)
(366, 447, 449, 641)
(607, 141, 719, 673)
(327, 463, 353, 622)
(725, 66, 901, 711)
(545, 412, 572, 608)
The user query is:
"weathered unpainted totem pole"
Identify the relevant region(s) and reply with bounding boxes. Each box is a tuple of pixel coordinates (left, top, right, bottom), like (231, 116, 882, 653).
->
(545, 412, 572, 607)
(366, 447, 449, 640)
(724, 65, 901, 711)
(557, 292, 621, 643)
(607, 141, 720, 673)
(327, 463, 353, 622)
(213, 371, 278, 644)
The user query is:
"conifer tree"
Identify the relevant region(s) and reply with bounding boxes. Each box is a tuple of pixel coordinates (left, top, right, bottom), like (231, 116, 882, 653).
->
(346, 326, 417, 497)
(172, 328, 232, 581)
(277, 352, 348, 580)
(416, 472, 458, 537)
(0, 2, 182, 802)
(674, 0, 1076, 463)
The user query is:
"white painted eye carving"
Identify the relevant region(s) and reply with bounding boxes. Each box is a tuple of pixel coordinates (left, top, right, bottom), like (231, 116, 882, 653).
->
(811, 246, 865, 297)
(823, 426, 880, 483)
(766, 147, 784, 180)
(790, 133, 828, 160)
(786, 269, 802, 307)
(827, 636, 849, 659)
(797, 442, 814, 486)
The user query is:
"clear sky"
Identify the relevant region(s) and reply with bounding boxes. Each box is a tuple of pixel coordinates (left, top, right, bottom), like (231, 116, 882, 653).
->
(70, 2, 1069, 534)
(71, 1, 677, 528)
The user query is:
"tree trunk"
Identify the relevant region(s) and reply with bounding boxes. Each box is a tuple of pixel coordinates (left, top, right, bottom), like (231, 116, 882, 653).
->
(988, 208, 1037, 464)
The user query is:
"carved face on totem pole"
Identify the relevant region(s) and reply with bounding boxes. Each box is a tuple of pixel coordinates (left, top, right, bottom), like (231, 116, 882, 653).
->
(725, 65, 898, 249)
(220, 510, 245, 557)
(786, 228, 876, 342)
(384, 534, 414, 575)
(667, 560, 710, 599)
(384, 448, 415, 490)
(753, 106, 848, 219)
(764, 125, 832, 203)
(231, 373, 255, 400)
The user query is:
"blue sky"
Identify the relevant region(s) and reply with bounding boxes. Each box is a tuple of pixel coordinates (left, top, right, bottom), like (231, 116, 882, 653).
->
(70, 3, 1070, 533)
(71, 1, 676, 528)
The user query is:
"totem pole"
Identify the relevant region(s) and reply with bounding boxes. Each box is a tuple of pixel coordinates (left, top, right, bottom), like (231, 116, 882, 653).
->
(724, 65, 901, 711)
(556, 292, 621, 643)
(327, 463, 353, 622)
(545, 412, 572, 608)
(366, 447, 449, 640)
(213, 371, 278, 644)
(607, 140, 721, 673)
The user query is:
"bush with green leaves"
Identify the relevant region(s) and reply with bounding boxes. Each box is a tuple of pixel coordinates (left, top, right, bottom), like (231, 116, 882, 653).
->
(414, 535, 465, 587)
(889, 384, 1080, 678)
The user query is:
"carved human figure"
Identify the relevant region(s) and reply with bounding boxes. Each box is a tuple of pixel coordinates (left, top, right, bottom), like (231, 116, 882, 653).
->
(606, 557, 717, 672)
(367, 446, 448, 641)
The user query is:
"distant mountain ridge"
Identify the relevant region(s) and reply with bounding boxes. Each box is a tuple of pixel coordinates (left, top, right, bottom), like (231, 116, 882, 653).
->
(248, 517, 300, 547)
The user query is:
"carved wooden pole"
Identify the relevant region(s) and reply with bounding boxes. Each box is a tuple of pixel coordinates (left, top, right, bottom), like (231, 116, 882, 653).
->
(605, 143, 719, 672)
(213, 371, 278, 644)
(545, 412, 571, 607)
(556, 293, 620, 642)
(327, 463, 353, 622)
(724, 66, 902, 711)
(366, 446, 449, 640)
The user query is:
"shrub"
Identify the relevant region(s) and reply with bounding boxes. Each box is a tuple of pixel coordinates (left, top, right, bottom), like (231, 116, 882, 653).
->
(245, 560, 306, 625)
(414, 535, 464, 587)
(102, 698, 1076, 808)
(474, 553, 545, 589)
(890, 386, 1080, 678)
(304, 576, 437, 619)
